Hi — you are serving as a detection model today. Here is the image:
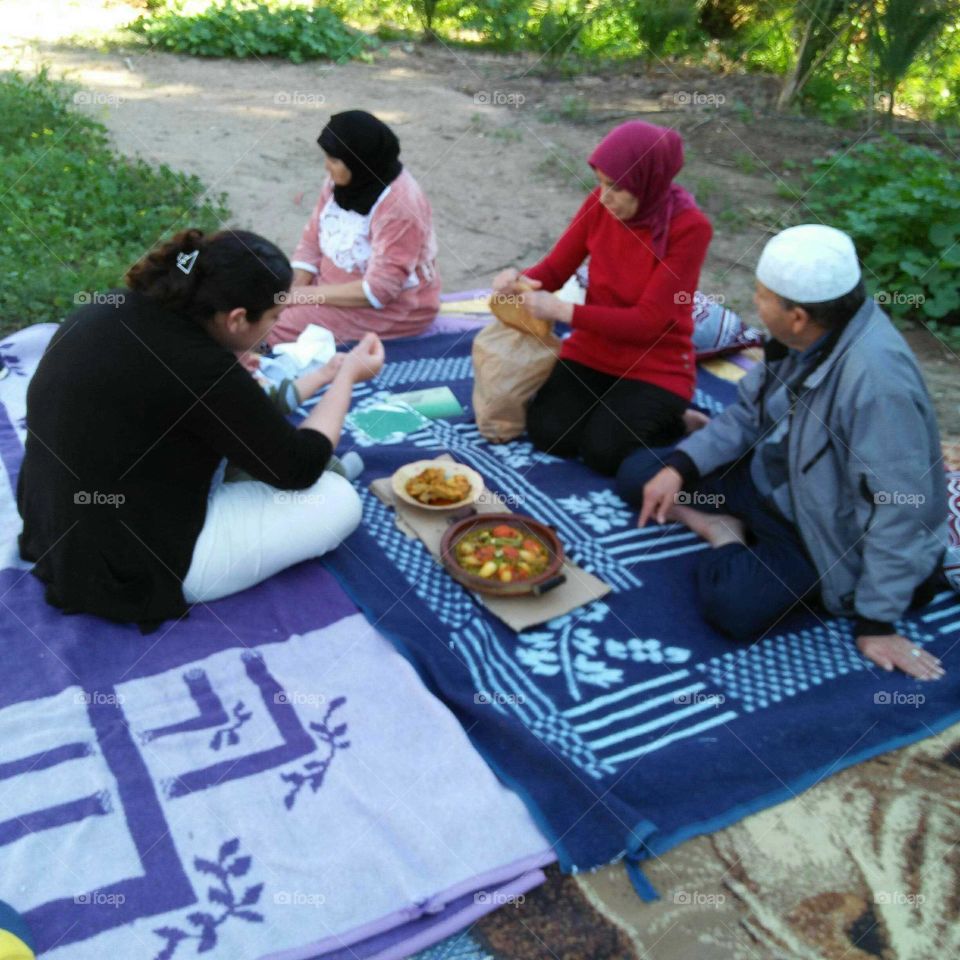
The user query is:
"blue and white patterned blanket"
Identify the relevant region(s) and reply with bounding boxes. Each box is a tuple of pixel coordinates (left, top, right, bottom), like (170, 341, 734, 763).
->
(326, 329, 960, 895)
(0, 324, 551, 960)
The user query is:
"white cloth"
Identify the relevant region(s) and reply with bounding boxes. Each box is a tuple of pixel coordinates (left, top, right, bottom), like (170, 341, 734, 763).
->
(271, 322, 337, 371)
(182, 471, 362, 603)
(318, 189, 391, 274)
(756, 223, 861, 303)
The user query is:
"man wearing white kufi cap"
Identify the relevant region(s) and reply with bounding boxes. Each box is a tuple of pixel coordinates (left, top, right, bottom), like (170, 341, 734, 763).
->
(617, 224, 949, 680)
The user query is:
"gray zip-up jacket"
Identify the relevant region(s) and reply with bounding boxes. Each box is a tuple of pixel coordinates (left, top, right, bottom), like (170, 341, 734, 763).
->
(676, 298, 948, 627)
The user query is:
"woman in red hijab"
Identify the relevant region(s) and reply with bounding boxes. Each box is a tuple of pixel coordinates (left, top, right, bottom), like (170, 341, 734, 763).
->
(492, 120, 712, 475)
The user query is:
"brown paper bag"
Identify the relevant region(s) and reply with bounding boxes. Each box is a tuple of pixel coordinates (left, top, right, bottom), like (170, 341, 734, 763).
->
(489, 281, 553, 340)
(472, 319, 561, 443)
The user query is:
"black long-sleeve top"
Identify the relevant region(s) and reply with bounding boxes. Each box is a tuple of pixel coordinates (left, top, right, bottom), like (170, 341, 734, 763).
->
(17, 290, 332, 627)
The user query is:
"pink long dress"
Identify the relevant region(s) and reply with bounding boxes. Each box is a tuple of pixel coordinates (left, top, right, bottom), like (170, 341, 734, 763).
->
(267, 170, 442, 344)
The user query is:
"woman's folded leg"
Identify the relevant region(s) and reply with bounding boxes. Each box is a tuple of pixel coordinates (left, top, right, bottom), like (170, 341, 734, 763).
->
(526, 359, 605, 458)
(182, 471, 362, 603)
(580, 378, 687, 476)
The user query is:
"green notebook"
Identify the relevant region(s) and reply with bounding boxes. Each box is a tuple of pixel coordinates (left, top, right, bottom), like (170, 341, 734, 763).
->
(346, 402, 430, 443)
(387, 386, 464, 420)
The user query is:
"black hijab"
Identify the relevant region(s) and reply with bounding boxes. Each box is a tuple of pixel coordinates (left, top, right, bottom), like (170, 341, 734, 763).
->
(317, 110, 403, 216)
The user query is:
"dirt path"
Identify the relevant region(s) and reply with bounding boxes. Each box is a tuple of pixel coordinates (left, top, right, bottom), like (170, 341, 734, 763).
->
(3, 4, 957, 435)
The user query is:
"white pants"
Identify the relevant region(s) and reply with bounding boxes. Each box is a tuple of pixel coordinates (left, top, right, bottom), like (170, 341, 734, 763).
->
(182, 471, 362, 604)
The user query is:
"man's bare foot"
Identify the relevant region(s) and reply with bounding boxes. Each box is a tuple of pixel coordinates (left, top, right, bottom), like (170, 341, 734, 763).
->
(683, 409, 711, 434)
(670, 505, 747, 548)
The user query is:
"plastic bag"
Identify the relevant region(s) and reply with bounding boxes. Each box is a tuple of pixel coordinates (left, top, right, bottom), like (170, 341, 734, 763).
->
(472, 319, 561, 443)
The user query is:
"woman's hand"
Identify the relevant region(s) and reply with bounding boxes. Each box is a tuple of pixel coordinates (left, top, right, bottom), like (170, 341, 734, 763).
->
(315, 353, 344, 387)
(492, 268, 543, 295)
(857, 634, 945, 680)
(520, 290, 574, 324)
(339, 333, 385, 384)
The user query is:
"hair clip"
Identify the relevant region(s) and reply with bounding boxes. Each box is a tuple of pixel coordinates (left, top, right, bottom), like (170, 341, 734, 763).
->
(176, 250, 199, 275)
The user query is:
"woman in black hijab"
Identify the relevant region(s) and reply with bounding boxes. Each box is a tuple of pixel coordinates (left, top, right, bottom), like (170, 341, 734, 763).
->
(269, 109, 442, 344)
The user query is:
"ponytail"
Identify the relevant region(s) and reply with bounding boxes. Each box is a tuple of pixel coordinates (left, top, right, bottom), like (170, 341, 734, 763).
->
(126, 229, 292, 325)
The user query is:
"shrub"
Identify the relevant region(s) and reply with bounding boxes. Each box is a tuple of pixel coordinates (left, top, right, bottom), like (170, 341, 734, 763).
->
(0, 69, 228, 332)
(795, 137, 960, 326)
(132, 0, 374, 63)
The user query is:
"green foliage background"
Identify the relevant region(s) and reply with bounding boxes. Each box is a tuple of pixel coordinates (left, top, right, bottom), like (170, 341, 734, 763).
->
(0, 70, 228, 332)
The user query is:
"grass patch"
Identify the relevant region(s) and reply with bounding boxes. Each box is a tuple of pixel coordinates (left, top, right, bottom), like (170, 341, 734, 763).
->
(0, 68, 228, 333)
(535, 145, 593, 193)
(131, 0, 375, 63)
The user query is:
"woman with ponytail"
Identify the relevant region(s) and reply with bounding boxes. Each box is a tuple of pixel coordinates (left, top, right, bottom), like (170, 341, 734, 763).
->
(17, 228, 383, 629)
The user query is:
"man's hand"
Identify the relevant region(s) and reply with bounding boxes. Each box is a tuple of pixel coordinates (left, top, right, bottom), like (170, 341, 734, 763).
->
(520, 290, 573, 324)
(639, 467, 683, 527)
(339, 332, 385, 384)
(857, 634, 944, 680)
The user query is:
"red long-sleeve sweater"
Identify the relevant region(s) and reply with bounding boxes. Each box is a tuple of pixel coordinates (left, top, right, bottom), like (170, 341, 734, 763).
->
(524, 188, 712, 401)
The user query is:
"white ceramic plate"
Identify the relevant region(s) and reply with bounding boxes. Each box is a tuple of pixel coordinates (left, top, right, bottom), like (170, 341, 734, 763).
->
(391, 460, 484, 511)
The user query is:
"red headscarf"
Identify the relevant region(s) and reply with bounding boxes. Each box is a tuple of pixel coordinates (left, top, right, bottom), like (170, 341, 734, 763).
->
(588, 120, 698, 258)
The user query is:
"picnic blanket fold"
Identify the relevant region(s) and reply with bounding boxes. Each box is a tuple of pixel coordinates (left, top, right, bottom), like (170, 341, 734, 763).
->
(0, 324, 552, 960)
(319, 328, 960, 896)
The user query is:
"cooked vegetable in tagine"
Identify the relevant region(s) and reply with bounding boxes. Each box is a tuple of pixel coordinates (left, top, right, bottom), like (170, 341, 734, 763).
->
(454, 524, 550, 582)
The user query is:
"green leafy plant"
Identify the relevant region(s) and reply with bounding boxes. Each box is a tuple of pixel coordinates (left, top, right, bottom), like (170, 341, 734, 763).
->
(0, 69, 228, 333)
(628, 0, 699, 64)
(132, 0, 374, 63)
(867, 0, 953, 124)
(796, 137, 960, 327)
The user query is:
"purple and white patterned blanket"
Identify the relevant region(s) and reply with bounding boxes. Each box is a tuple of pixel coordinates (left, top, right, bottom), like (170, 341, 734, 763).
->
(0, 323, 551, 960)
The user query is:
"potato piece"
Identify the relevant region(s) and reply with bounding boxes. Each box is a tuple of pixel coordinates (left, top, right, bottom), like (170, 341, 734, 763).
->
(478, 560, 497, 578)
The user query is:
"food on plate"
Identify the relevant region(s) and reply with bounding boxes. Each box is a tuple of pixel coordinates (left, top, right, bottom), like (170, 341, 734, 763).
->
(405, 467, 472, 506)
(455, 524, 551, 582)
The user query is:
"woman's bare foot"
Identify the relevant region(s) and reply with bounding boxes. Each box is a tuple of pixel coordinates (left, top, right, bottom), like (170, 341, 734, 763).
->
(683, 408, 711, 434)
(670, 504, 747, 548)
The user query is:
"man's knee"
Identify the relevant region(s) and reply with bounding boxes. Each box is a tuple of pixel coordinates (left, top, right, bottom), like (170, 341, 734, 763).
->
(615, 447, 675, 506)
(697, 546, 776, 640)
